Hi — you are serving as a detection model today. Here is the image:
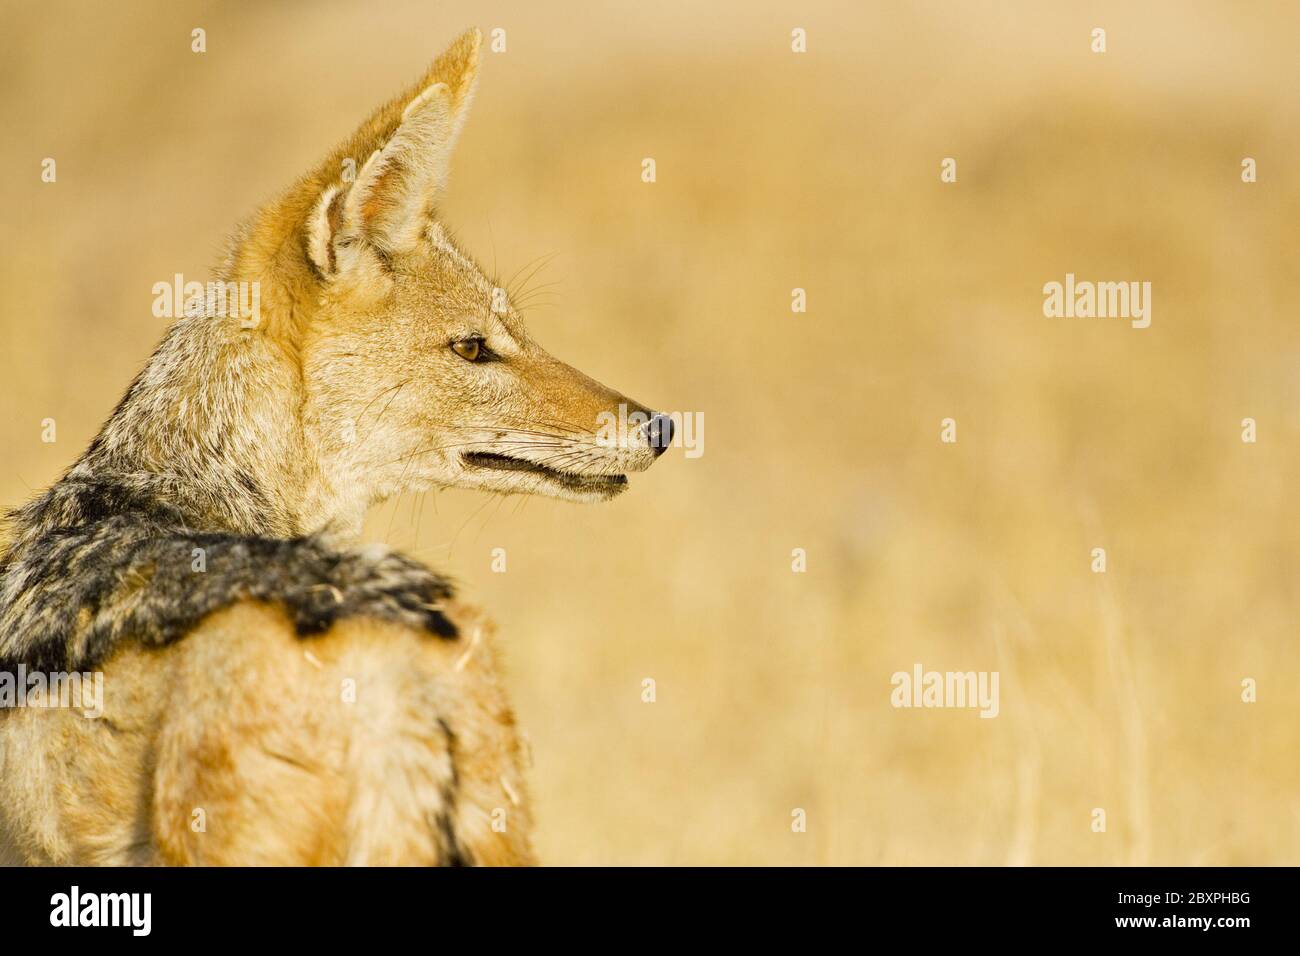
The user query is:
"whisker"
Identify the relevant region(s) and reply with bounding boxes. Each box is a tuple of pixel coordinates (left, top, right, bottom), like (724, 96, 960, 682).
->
(506, 252, 560, 302)
(366, 380, 409, 440)
(355, 380, 410, 431)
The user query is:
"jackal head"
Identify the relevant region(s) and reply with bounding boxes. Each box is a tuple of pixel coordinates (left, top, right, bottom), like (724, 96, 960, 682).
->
(240, 29, 670, 512)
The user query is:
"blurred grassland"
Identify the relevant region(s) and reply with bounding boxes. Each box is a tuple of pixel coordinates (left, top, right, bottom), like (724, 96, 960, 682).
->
(2, 0, 1298, 864)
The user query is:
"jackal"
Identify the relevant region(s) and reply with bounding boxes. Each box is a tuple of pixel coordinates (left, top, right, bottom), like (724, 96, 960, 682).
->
(0, 28, 671, 865)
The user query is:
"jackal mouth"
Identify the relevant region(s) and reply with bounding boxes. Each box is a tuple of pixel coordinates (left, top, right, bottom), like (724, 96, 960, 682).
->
(461, 451, 628, 493)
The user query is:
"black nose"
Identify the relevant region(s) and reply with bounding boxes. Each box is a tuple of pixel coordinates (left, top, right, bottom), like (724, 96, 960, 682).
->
(646, 413, 674, 455)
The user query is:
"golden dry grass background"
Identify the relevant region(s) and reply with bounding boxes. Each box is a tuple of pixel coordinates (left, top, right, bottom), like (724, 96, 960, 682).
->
(2, 1, 1298, 864)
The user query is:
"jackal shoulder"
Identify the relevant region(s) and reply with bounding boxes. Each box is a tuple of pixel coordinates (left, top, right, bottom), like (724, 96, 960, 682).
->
(0, 476, 459, 675)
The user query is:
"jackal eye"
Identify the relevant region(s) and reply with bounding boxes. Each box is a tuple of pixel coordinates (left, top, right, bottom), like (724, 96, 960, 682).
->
(451, 338, 482, 362)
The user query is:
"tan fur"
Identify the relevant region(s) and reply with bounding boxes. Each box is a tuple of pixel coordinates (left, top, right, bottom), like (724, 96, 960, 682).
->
(1, 600, 532, 866)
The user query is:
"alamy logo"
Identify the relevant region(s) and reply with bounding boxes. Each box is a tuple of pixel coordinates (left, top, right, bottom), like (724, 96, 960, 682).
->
(0, 665, 104, 718)
(890, 663, 1000, 718)
(50, 886, 151, 936)
(596, 403, 705, 458)
(152, 273, 261, 327)
(1042, 272, 1151, 329)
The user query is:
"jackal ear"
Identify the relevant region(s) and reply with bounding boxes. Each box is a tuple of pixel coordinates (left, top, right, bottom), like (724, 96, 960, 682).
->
(301, 29, 480, 279)
(305, 31, 480, 276)
(345, 81, 469, 254)
(307, 184, 345, 276)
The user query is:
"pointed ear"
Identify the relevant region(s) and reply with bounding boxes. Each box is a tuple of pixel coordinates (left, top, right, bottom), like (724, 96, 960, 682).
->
(342, 79, 467, 253)
(306, 28, 481, 274)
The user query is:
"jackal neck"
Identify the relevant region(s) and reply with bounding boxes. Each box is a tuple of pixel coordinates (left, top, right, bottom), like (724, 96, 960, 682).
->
(31, 311, 359, 542)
